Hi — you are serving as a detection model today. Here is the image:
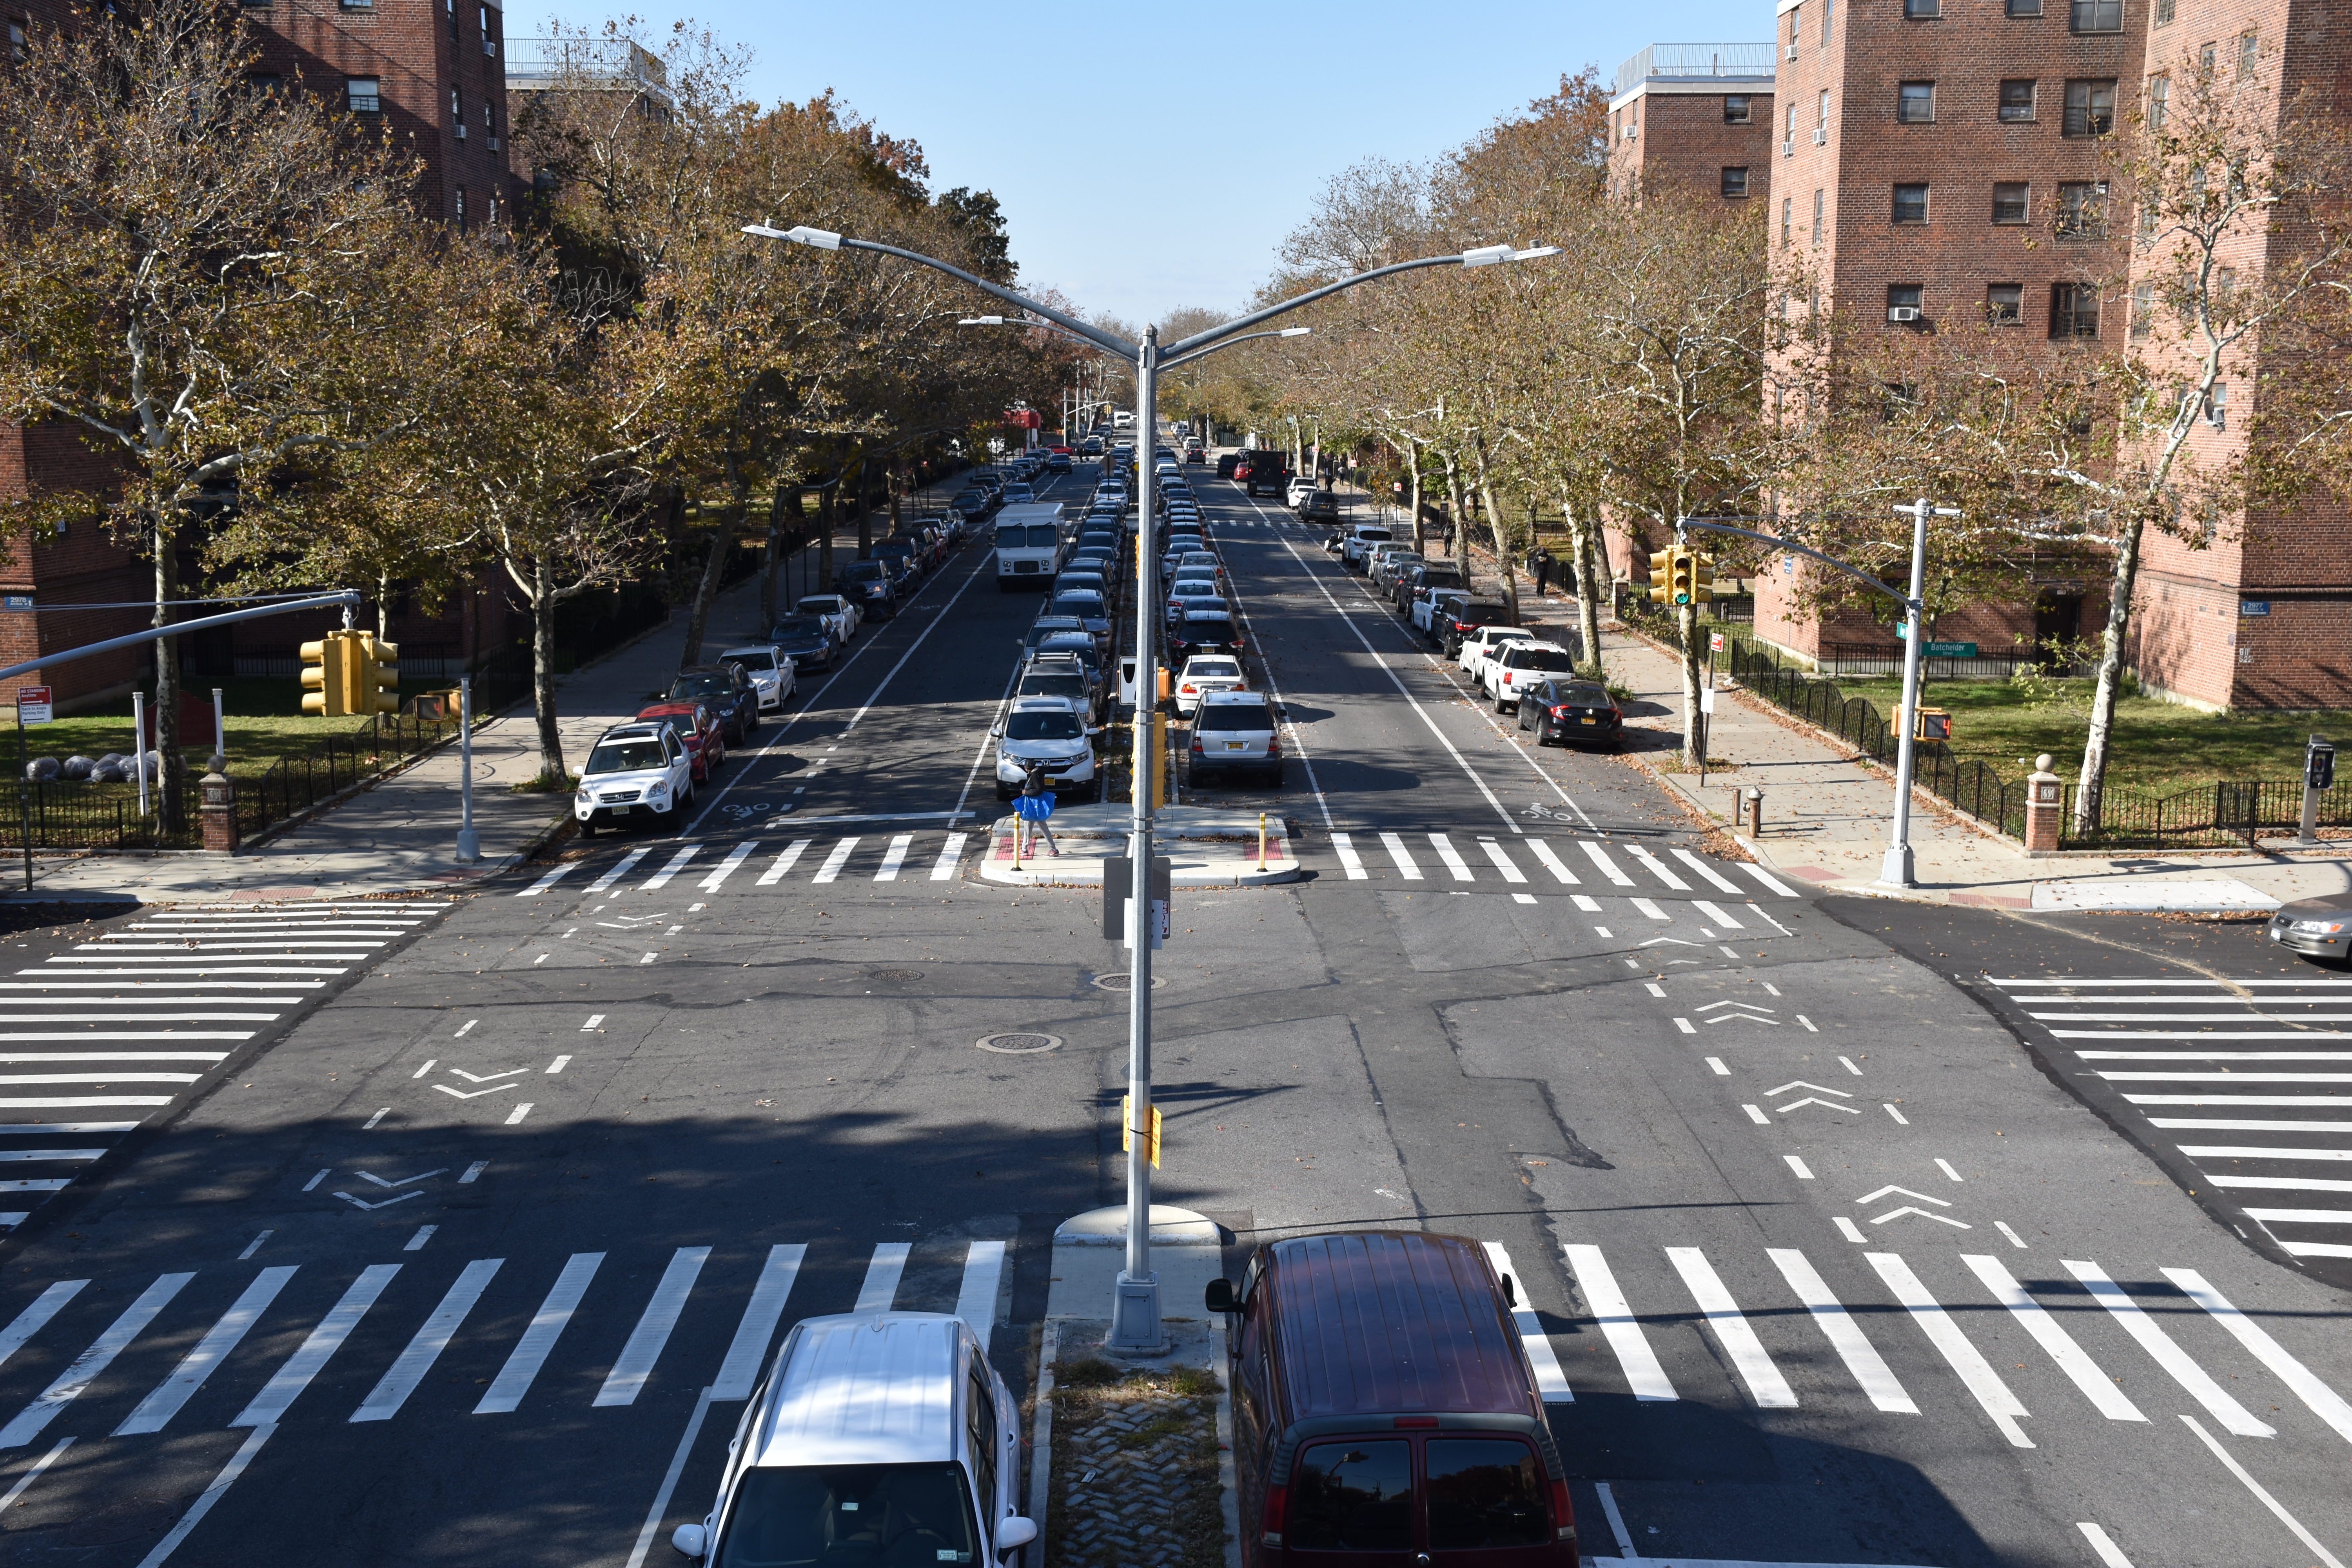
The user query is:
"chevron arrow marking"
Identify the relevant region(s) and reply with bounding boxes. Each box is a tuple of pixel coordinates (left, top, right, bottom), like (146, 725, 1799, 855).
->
(1874, 1206, 1971, 1229)
(1709, 1014, 1780, 1026)
(1638, 936, 1700, 947)
(1776, 1097, 1862, 1115)
(355, 1169, 446, 1189)
(448, 1068, 527, 1083)
(1698, 1001, 1776, 1013)
(433, 1083, 517, 1100)
(1765, 1081, 1854, 1098)
(332, 1190, 424, 1212)
(1857, 1185, 1951, 1206)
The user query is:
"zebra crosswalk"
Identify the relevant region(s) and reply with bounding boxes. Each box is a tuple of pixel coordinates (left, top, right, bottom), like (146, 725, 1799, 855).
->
(519, 832, 975, 899)
(0, 1232, 1011, 1445)
(1325, 831, 1795, 898)
(1992, 974, 2352, 1265)
(0, 902, 449, 1231)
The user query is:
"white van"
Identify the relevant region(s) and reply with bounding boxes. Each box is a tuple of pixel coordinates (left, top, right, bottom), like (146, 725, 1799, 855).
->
(673, 1313, 1034, 1565)
(992, 501, 1067, 590)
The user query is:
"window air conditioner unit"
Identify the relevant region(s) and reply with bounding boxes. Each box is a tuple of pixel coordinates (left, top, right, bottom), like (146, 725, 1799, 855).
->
(1782, 138, 1795, 156)
(1813, 126, 1828, 144)
(455, 122, 466, 140)
(1785, 43, 1799, 59)
(1887, 306, 1922, 322)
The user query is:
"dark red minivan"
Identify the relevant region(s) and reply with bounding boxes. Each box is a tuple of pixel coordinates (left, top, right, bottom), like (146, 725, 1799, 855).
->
(1207, 1231, 1579, 1568)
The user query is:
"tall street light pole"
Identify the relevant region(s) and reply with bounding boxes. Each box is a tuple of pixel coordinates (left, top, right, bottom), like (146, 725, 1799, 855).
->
(744, 221, 1559, 1350)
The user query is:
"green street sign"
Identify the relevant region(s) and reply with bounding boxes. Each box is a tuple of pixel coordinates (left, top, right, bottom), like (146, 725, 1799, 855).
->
(1923, 641, 1978, 657)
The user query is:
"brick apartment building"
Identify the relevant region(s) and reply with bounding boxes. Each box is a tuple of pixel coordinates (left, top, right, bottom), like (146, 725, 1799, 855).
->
(1607, 42, 1779, 202)
(0, 0, 523, 711)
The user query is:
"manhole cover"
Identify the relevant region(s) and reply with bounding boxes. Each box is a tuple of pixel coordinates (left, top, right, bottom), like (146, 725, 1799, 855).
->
(1088, 973, 1168, 992)
(976, 1032, 1062, 1054)
(867, 969, 924, 983)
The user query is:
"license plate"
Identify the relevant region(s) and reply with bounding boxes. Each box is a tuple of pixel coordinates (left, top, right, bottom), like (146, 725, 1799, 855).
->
(1225, 741, 1246, 751)
(2270, 929, 2282, 941)
(1580, 717, 1597, 725)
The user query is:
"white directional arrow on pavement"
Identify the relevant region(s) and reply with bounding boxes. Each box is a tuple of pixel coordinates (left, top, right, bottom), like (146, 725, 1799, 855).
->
(355, 1169, 446, 1189)
(332, 1190, 424, 1211)
(1707, 1012, 1780, 1026)
(1777, 1097, 1861, 1114)
(1638, 937, 1700, 947)
(449, 1068, 526, 1083)
(433, 1083, 517, 1100)
(1857, 1185, 1950, 1207)
(1875, 1206, 1971, 1229)
(1699, 1001, 1776, 1013)
(1766, 1082, 1854, 1099)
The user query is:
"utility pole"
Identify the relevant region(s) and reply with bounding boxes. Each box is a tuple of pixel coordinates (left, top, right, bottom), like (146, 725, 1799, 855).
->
(1882, 497, 1959, 889)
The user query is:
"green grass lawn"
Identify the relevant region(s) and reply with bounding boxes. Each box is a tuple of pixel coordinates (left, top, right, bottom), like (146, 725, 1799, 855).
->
(1828, 673, 2352, 789)
(13, 676, 452, 777)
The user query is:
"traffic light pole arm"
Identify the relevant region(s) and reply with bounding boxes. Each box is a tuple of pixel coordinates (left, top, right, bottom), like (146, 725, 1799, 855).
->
(1157, 330, 1309, 373)
(0, 591, 361, 691)
(1164, 254, 1473, 357)
(1676, 520, 1920, 613)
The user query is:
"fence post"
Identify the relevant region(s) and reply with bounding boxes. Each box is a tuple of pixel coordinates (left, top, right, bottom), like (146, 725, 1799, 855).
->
(2025, 755, 2064, 853)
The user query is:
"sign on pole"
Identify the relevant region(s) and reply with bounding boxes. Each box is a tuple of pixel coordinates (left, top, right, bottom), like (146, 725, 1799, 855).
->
(1708, 632, 1724, 653)
(15, 686, 52, 724)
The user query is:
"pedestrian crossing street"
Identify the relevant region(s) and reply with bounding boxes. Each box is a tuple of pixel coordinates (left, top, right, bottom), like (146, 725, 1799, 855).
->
(0, 902, 450, 1232)
(0, 1233, 1010, 1447)
(1994, 975, 2352, 1265)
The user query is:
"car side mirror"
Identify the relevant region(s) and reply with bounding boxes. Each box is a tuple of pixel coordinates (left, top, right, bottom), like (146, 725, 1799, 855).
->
(996, 1517, 1039, 1553)
(989, 726, 1003, 738)
(1205, 1278, 1236, 1313)
(671, 1523, 708, 1559)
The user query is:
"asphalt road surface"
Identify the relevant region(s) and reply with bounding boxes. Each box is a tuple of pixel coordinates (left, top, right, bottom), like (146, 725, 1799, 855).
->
(0, 462, 2345, 1568)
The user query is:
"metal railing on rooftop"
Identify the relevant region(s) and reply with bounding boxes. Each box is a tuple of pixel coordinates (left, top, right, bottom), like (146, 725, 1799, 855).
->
(1614, 43, 1778, 96)
(506, 37, 670, 95)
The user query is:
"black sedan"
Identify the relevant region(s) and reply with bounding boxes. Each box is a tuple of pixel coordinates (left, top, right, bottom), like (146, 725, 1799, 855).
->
(1169, 611, 1243, 664)
(2268, 897, 2352, 963)
(667, 663, 760, 744)
(1516, 678, 1622, 750)
(767, 615, 840, 673)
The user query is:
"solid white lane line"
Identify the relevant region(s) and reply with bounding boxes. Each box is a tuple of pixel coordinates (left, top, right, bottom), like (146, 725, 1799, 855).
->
(696, 842, 758, 892)
(625, 1385, 717, 1568)
(1627, 844, 1690, 889)
(1631, 898, 1671, 922)
(1479, 840, 1529, 883)
(0, 1272, 194, 1446)
(351, 1258, 504, 1422)
(856, 1243, 911, 1314)
(756, 840, 813, 885)
(2178, 1144, 2352, 1161)
(955, 1240, 1008, 1355)
(114, 1268, 301, 1436)
(2105, 1073, 2352, 1083)
(1562, 1244, 1675, 1401)
(712, 1245, 808, 1402)
(1959, 1255, 2147, 1422)
(1580, 841, 1634, 886)
(1528, 841, 1580, 884)
(232, 1263, 402, 1426)
(1330, 833, 1369, 880)
(0, 1281, 87, 1375)
(874, 833, 915, 882)
(1692, 900, 1744, 928)
(0, 1096, 172, 1108)
(1428, 834, 1475, 881)
(1378, 832, 1424, 880)
(516, 864, 579, 896)
(2163, 1267, 2352, 1445)
(476, 1252, 604, 1414)
(1483, 1242, 1573, 1404)
(2089, 1259, 2281, 1433)
(594, 1247, 712, 1407)
(1671, 847, 1747, 893)
(641, 846, 700, 890)
(133, 1423, 274, 1568)
(930, 833, 969, 880)
(1766, 1249, 1917, 1413)
(1742, 862, 1798, 897)
(811, 838, 859, 885)
(2178, 1414, 2348, 1568)
(586, 849, 650, 893)
(1865, 1252, 2033, 1448)
(1665, 1247, 1797, 1408)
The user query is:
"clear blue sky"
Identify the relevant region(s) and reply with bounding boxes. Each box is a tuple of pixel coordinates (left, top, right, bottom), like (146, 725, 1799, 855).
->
(541, 2, 1768, 323)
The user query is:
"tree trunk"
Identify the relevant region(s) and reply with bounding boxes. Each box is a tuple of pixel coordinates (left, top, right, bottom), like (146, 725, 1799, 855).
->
(888, 464, 903, 535)
(1391, 437, 1424, 554)
(532, 560, 566, 783)
(1441, 451, 1469, 575)
(376, 572, 393, 641)
(818, 476, 837, 591)
(1679, 600, 1704, 761)
(2074, 507, 2148, 833)
(1474, 476, 1520, 629)
(1560, 486, 1605, 672)
(152, 531, 184, 832)
(679, 520, 733, 669)
(853, 459, 872, 557)
(759, 483, 784, 633)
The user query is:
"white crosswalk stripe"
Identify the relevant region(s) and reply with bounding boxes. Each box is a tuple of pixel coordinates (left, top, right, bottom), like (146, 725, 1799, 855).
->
(1626, 844, 1689, 889)
(873, 833, 915, 882)
(1477, 840, 1528, 883)
(1482, 1242, 1573, 1404)
(1960, 1254, 2145, 1422)
(2064, 1258, 2274, 1436)
(1428, 834, 1474, 881)
(1563, 1244, 1676, 1400)
(1581, 841, 1634, 886)
(1330, 833, 1368, 880)
(641, 846, 700, 890)
(594, 1247, 710, 1406)
(930, 833, 969, 881)
(351, 1258, 504, 1423)
(697, 842, 757, 892)
(1378, 832, 1423, 880)
(810, 839, 859, 885)
(1666, 1247, 1796, 1408)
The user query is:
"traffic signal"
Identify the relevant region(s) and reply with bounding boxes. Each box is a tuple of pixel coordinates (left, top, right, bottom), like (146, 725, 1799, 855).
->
(1690, 553, 1715, 605)
(1669, 550, 1697, 606)
(1914, 707, 1953, 741)
(1647, 548, 1674, 604)
(356, 633, 400, 715)
(299, 632, 352, 716)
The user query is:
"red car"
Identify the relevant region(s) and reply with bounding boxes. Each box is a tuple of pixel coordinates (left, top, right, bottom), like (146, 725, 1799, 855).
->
(635, 700, 725, 783)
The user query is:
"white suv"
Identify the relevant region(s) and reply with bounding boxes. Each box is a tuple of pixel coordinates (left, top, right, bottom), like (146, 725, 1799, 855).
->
(1484, 639, 1580, 710)
(672, 1313, 1034, 1566)
(1173, 655, 1247, 716)
(1457, 624, 1537, 682)
(575, 722, 693, 836)
(795, 593, 860, 643)
(992, 695, 1100, 801)
(719, 645, 797, 714)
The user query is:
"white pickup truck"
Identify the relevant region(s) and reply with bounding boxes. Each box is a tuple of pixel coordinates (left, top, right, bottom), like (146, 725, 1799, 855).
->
(1412, 587, 1471, 641)
(1458, 624, 1538, 684)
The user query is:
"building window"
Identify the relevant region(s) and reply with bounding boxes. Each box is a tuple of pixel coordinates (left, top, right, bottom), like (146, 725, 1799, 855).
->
(7, 18, 27, 62)
(2069, 0, 2122, 31)
(1789, 4, 1799, 46)
(346, 76, 381, 113)
(2057, 180, 2108, 237)
(1999, 80, 2036, 122)
(1987, 284, 2024, 323)
(1888, 284, 1925, 323)
(2063, 79, 2116, 137)
(2154, 0, 2173, 22)
(247, 71, 283, 95)
(1898, 82, 1935, 122)
(2147, 73, 2169, 129)
(1724, 94, 1752, 123)
(446, 0, 457, 40)
(2132, 282, 2154, 337)
(1812, 188, 1825, 243)
(1784, 102, 1797, 150)
(1892, 183, 1930, 223)
(2199, 41, 2217, 75)
(340, 0, 373, 9)
(2216, 265, 2237, 299)
(2051, 282, 2100, 338)
(455, 184, 467, 234)
(1722, 167, 1750, 199)
(1782, 196, 1793, 245)
(1906, 0, 1940, 16)
(2007, 0, 2042, 13)
(481, 4, 496, 56)
(1992, 182, 2030, 222)
(2238, 30, 2258, 75)
(1626, 99, 1639, 138)
(452, 87, 462, 120)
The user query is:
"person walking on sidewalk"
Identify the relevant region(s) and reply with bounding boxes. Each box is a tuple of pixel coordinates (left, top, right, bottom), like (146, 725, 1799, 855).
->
(1015, 763, 1059, 857)
(1533, 548, 1554, 597)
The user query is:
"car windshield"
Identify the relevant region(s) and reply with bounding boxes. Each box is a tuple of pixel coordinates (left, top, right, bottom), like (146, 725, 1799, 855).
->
(1556, 683, 1613, 706)
(1196, 701, 1273, 732)
(1053, 594, 1105, 615)
(998, 524, 1060, 546)
(1183, 617, 1236, 635)
(726, 651, 777, 671)
(1021, 673, 1088, 701)
(585, 740, 668, 776)
(670, 675, 733, 701)
(771, 618, 827, 640)
(844, 562, 886, 581)
(874, 541, 913, 558)
(1355, 530, 1393, 543)
(1508, 648, 1576, 672)
(1186, 660, 1240, 679)
(714, 1462, 980, 1568)
(1005, 710, 1086, 741)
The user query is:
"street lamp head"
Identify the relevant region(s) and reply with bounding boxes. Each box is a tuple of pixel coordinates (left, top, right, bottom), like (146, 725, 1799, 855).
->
(960, 316, 1006, 326)
(739, 223, 843, 250)
(1459, 242, 1562, 267)
(1510, 245, 1563, 262)
(1278, 327, 1313, 337)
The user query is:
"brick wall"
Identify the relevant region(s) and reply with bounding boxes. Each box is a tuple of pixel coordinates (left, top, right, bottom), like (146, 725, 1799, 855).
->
(1610, 83, 1777, 201)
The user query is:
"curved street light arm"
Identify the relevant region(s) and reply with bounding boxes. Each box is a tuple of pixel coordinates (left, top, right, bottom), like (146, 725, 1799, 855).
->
(1676, 518, 1920, 612)
(1156, 327, 1311, 373)
(1163, 254, 1467, 358)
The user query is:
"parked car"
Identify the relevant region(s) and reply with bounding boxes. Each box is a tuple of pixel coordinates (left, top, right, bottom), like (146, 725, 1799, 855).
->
(634, 699, 725, 782)
(1206, 1231, 1579, 1568)
(1413, 587, 1473, 642)
(1020, 616, 1093, 661)
(1049, 587, 1114, 649)
(1018, 654, 1101, 722)
(837, 558, 897, 619)
(717, 644, 797, 715)
(1285, 477, 1318, 510)
(992, 695, 1100, 800)
(1517, 677, 1624, 750)
(669, 1312, 1034, 1568)
(1399, 561, 1469, 615)
(1216, 452, 1241, 479)
(795, 593, 859, 642)
(1339, 524, 1394, 568)
(1441, 602, 1518, 661)
(665, 663, 760, 743)
(1170, 610, 1244, 664)
(1483, 640, 1579, 711)
(1172, 655, 1247, 716)
(1047, 450, 1073, 473)
(766, 615, 840, 674)
(1187, 689, 1281, 786)
(1457, 622, 1537, 682)
(1300, 489, 1341, 524)
(868, 539, 922, 593)
(574, 721, 693, 836)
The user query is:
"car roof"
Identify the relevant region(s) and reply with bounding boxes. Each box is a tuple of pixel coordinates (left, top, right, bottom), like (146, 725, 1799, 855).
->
(1181, 654, 1241, 668)
(675, 664, 736, 676)
(1261, 1232, 1530, 1419)
(1011, 694, 1080, 712)
(717, 645, 776, 659)
(1502, 641, 1571, 656)
(596, 723, 667, 742)
(750, 1313, 965, 1469)
(1197, 688, 1262, 705)
(638, 701, 701, 717)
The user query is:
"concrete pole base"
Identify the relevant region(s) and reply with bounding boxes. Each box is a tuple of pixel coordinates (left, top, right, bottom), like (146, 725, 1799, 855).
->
(455, 828, 481, 864)
(1108, 1271, 1166, 1356)
(1877, 842, 1916, 890)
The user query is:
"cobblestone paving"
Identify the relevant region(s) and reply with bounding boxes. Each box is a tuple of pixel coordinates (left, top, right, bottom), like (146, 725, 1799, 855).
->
(1048, 1358, 1224, 1568)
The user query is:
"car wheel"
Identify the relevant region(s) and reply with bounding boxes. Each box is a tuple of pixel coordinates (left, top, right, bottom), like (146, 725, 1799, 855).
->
(1515, 706, 1528, 732)
(1495, 690, 1513, 714)
(1266, 767, 1284, 790)
(579, 818, 595, 838)
(996, 782, 1014, 802)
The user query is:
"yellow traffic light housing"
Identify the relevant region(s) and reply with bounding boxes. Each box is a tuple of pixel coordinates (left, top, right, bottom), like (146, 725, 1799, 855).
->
(357, 633, 400, 715)
(299, 632, 352, 716)
(1647, 549, 1674, 604)
(1914, 707, 1952, 741)
(1669, 550, 1697, 606)
(1690, 552, 1715, 605)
